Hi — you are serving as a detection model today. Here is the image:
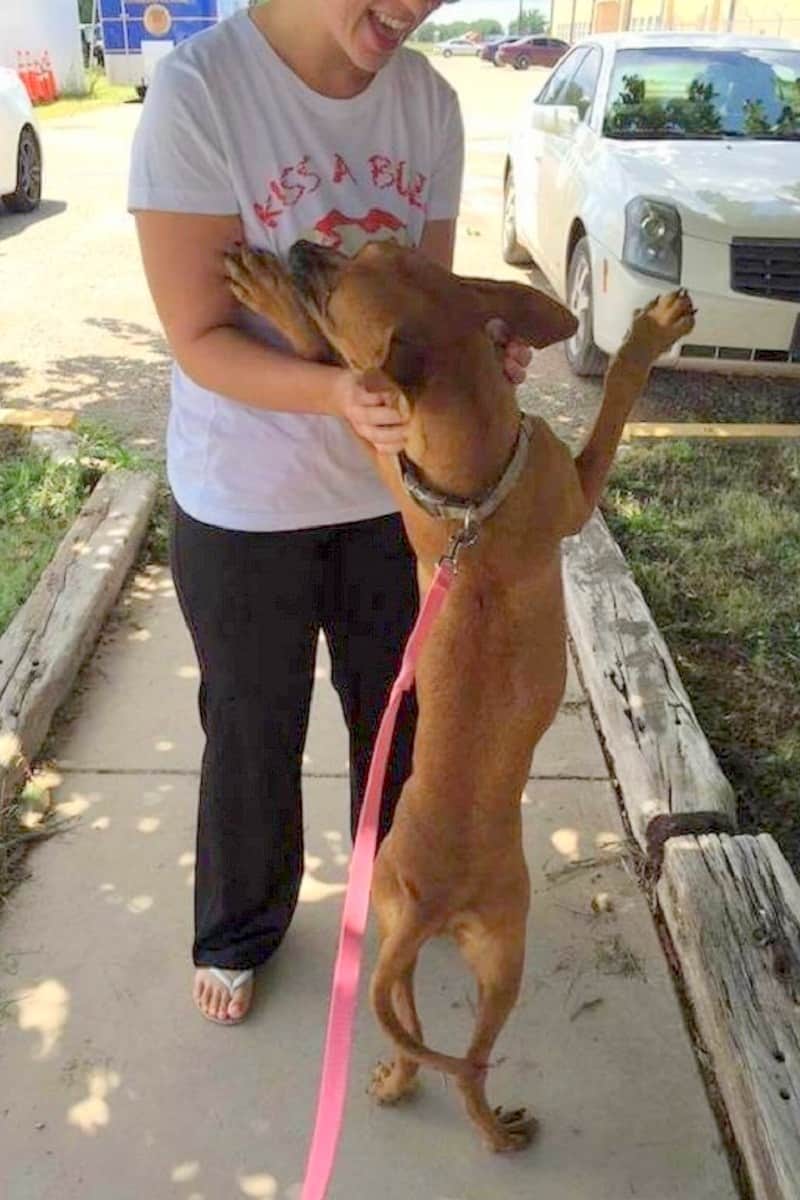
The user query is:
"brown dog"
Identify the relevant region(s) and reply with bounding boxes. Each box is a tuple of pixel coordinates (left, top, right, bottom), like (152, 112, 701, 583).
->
(224, 240, 694, 1151)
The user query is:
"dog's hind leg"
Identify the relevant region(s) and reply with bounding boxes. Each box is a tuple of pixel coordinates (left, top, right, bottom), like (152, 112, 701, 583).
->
(456, 921, 537, 1153)
(369, 907, 469, 1081)
(370, 963, 423, 1104)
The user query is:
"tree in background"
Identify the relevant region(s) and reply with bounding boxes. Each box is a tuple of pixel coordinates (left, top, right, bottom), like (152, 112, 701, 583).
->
(509, 7, 547, 35)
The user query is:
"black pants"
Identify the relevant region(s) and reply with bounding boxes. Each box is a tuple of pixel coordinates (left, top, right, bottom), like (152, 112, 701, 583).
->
(170, 502, 419, 970)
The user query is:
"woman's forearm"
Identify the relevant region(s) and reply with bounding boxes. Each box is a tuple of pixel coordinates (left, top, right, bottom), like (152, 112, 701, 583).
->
(177, 323, 344, 415)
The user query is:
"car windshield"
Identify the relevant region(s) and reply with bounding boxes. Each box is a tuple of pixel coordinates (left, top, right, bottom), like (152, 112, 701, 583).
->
(603, 46, 800, 139)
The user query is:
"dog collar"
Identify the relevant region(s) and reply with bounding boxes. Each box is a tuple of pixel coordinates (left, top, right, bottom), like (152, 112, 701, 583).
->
(397, 412, 535, 525)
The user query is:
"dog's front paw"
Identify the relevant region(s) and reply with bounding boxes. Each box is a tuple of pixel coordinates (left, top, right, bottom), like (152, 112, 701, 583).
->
(224, 245, 291, 318)
(223, 245, 330, 360)
(621, 289, 696, 367)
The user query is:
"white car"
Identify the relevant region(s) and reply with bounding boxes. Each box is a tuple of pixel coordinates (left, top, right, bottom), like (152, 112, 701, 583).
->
(0, 67, 42, 214)
(504, 32, 800, 375)
(438, 37, 480, 57)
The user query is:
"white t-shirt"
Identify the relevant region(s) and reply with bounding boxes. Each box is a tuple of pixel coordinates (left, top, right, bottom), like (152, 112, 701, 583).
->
(128, 10, 464, 531)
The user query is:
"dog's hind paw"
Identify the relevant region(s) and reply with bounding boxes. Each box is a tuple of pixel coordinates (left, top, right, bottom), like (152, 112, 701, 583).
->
(369, 1059, 420, 1105)
(487, 1105, 538, 1152)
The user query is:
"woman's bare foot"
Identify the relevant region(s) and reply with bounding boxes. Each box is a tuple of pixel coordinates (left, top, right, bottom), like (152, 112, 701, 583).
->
(194, 967, 255, 1024)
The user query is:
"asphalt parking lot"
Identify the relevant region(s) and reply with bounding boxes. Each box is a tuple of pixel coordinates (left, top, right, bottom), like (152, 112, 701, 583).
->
(0, 53, 795, 452)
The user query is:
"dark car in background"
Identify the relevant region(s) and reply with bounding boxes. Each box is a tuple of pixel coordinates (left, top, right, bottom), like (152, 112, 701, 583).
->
(479, 35, 519, 64)
(497, 36, 569, 69)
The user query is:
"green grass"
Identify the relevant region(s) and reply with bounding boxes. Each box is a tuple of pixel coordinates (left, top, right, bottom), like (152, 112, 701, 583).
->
(0, 422, 143, 636)
(36, 69, 137, 121)
(603, 439, 800, 870)
(0, 420, 158, 901)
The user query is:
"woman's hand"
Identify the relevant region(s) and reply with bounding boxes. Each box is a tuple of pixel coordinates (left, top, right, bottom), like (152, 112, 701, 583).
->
(486, 318, 533, 386)
(503, 339, 533, 386)
(333, 369, 410, 455)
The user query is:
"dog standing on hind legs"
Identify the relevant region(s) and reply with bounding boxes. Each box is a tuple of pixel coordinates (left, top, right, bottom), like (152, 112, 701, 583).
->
(224, 239, 695, 1152)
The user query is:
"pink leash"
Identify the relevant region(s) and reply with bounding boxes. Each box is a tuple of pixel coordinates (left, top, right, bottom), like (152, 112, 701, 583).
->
(300, 555, 459, 1200)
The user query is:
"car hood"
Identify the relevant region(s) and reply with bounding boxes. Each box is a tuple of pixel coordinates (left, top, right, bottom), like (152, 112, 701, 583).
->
(607, 140, 800, 242)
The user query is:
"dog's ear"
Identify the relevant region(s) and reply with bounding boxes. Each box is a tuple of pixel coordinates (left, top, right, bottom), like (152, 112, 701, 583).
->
(462, 277, 578, 349)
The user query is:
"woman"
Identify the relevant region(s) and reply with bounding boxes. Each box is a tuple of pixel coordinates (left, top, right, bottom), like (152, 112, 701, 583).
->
(129, 0, 529, 1026)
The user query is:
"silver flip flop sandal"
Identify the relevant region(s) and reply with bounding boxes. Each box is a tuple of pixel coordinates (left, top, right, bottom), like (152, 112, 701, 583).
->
(199, 967, 255, 1026)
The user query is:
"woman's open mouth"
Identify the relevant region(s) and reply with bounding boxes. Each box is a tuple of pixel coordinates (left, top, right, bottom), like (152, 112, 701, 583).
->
(366, 8, 413, 53)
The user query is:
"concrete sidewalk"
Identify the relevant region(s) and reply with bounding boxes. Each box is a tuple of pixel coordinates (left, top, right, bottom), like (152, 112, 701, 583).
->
(0, 565, 738, 1200)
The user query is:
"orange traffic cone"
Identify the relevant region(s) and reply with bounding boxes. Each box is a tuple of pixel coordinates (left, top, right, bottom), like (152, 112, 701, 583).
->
(40, 51, 57, 102)
(29, 53, 45, 103)
(17, 51, 36, 101)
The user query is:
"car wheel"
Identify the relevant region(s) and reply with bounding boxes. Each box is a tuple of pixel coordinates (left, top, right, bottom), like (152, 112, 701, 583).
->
(502, 168, 533, 267)
(443, 49, 452, 57)
(517, 54, 530, 69)
(565, 238, 607, 377)
(2, 127, 42, 213)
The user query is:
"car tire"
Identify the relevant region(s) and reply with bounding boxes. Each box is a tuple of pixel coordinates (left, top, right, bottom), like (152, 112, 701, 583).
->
(1, 126, 42, 214)
(516, 54, 530, 69)
(502, 168, 533, 267)
(443, 49, 452, 57)
(565, 238, 607, 377)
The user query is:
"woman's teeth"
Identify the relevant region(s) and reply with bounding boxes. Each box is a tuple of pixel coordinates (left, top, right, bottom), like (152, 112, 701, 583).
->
(371, 10, 410, 40)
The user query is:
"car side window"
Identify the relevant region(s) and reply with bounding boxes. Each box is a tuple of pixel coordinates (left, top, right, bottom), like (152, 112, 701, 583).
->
(536, 48, 588, 105)
(562, 47, 602, 120)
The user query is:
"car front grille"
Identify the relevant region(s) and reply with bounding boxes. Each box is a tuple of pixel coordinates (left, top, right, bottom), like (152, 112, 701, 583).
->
(731, 238, 800, 303)
(680, 344, 800, 364)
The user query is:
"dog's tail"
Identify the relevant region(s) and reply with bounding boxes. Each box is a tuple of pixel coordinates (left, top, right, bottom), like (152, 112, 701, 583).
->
(370, 947, 475, 1080)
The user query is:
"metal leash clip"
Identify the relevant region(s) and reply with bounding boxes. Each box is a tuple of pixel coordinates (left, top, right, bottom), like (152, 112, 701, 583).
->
(439, 508, 480, 572)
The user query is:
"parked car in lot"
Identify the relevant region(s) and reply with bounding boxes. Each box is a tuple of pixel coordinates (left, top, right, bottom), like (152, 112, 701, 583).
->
(0, 67, 42, 214)
(479, 35, 519, 64)
(504, 33, 800, 375)
(497, 36, 568, 70)
(438, 36, 480, 57)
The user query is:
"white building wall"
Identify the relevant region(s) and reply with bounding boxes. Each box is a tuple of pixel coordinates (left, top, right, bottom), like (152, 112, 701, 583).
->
(0, 0, 86, 96)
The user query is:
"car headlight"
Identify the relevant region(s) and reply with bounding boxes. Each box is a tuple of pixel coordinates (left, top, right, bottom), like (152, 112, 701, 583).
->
(623, 198, 682, 283)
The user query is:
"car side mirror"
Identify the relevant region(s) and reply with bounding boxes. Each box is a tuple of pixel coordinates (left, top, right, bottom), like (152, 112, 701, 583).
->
(531, 104, 581, 135)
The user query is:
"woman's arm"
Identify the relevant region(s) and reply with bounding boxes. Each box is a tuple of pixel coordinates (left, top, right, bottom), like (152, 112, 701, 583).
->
(134, 210, 410, 452)
(134, 210, 343, 414)
(419, 218, 456, 271)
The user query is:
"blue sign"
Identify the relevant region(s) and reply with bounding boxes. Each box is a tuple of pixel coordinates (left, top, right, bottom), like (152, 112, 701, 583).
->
(99, 1, 224, 55)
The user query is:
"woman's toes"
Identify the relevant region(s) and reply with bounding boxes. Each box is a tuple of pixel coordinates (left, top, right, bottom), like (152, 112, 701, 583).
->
(228, 978, 254, 1022)
(213, 986, 229, 1022)
(194, 968, 254, 1023)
